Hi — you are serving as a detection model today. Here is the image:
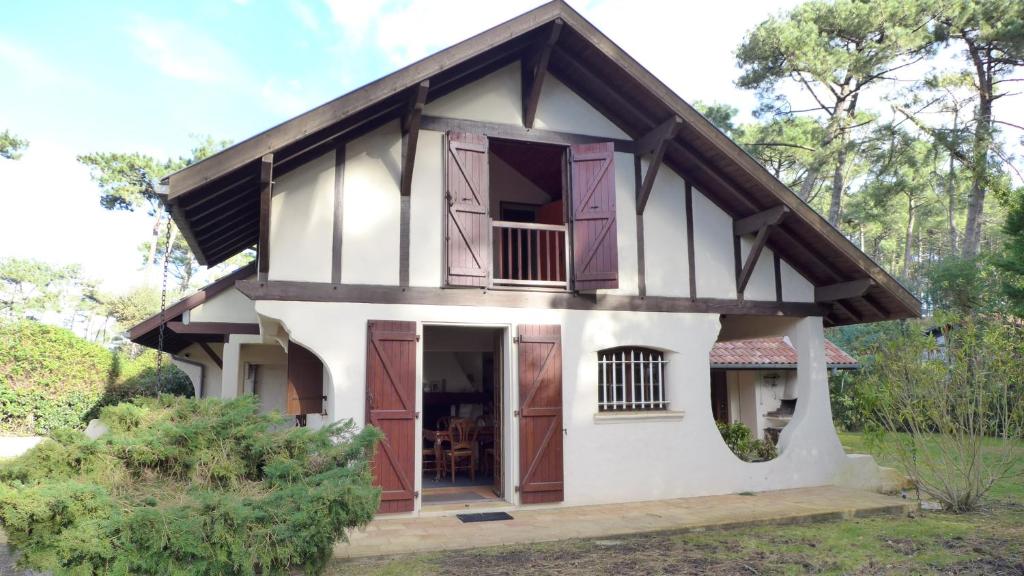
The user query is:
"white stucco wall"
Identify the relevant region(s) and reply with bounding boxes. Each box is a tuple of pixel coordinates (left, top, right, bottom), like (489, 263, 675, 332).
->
(188, 286, 258, 324)
(175, 343, 223, 399)
(255, 300, 849, 511)
(409, 130, 444, 287)
(740, 238, 776, 301)
(270, 150, 334, 283)
(342, 121, 402, 285)
(780, 259, 815, 302)
(643, 166, 689, 297)
(601, 151, 639, 296)
(691, 187, 737, 299)
(424, 63, 522, 125)
(533, 74, 630, 139)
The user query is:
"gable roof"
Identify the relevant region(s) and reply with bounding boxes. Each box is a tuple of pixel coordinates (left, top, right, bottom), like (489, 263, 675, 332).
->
(710, 337, 859, 369)
(159, 0, 920, 326)
(128, 262, 255, 353)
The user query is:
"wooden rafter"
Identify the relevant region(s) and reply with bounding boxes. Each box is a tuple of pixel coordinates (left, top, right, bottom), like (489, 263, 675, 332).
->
(734, 205, 788, 297)
(635, 116, 682, 214)
(257, 154, 273, 280)
(167, 321, 260, 335)
(522, 19, 563, 129)
(736, 224, 773, 297)
(198, 341, 222, 369)
(733, 205, 790, 236)
(400, 81, 429, 197)
(815, 279, 875, 302)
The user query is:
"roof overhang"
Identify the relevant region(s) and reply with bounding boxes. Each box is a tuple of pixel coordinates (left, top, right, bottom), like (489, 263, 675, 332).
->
(159, 0, 920, 326)
(129, 262, 256, 353)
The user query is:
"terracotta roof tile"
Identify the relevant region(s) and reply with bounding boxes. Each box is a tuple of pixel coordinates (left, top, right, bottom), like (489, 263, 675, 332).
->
(710, 337, 858, 368)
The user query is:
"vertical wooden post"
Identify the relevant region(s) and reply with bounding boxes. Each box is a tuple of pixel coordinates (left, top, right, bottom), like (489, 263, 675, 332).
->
(257, 154, 273, 281)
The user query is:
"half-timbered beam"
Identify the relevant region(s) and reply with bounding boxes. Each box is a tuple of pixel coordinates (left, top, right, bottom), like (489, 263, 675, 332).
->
(815, 279, 875, 302)
(635, 116, 682, 214)
(736, 224, 773, 297)
(198, 341, 222, 369)
(400, 80, 429, 197)
(257, 154, 273, 281)
(168, 322, 260, 335)
(522, 19, 563, 129)
(733, 205, 790, 236)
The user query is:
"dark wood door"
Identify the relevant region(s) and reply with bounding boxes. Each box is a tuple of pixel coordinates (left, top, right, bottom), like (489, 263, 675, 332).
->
(445, 131, 490, 287)
(711, 370, 729, 424)
(366, 320, 417, 513)
(517, 324, 563, 504)
(286, 342, 323, 416)
(569, 142, 618, 290)
(492, 331, 503, 497)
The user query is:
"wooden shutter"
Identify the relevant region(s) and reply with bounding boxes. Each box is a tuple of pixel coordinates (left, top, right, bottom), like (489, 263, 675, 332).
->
(286, 342, 323, 415)
(517, 324, 563, 504)
(569, 142, 618, 290)
(445, 132, 490, 286)
(366, 320, 417, 513)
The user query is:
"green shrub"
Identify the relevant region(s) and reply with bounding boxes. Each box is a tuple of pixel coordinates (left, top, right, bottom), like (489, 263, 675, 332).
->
(0, 320, 191, 434)
(0, 395, 382, 575)
(717, 421, 778, 462)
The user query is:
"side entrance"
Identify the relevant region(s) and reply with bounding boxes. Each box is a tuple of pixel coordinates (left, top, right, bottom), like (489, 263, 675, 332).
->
(365, 321, 563, 513)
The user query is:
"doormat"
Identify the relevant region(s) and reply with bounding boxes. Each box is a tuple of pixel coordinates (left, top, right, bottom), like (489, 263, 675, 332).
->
(456, 512, 514, 523)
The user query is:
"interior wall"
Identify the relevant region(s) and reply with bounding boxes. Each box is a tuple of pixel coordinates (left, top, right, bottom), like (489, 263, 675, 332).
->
(489, 153, 553, 215)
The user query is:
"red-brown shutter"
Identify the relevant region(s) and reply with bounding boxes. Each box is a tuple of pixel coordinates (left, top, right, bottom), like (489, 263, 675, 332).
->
(569, 142, 618, 290)
(445, 131, 490, 286)
(286, 342, 323, 415)
(517, 324, 563, 504)
(366, 320, 417, 513)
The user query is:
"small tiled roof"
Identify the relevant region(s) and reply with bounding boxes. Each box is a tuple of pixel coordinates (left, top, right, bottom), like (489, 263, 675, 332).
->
(710, 337, 859, 369)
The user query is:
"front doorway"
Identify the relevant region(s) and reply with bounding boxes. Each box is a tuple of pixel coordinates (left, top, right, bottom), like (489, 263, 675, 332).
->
(421, 325, 505, 507)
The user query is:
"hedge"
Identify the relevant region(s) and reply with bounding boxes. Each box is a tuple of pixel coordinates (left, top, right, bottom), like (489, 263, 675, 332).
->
(0, 320, 192, 435)
(0, 396, 382, 575)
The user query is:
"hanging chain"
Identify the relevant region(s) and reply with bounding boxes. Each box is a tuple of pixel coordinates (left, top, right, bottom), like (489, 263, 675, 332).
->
(155, 214, 173, 393)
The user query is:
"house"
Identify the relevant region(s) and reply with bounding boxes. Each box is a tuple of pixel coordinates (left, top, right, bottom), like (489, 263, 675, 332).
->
(129, 1, 919, 514)
(709, 337, 858, 443)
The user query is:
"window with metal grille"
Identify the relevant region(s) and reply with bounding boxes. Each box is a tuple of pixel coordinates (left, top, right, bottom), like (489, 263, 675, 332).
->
(597, 347, 668, 411)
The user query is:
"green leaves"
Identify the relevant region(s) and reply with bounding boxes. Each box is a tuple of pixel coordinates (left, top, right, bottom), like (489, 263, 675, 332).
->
(0, 396, 382, 575)
(0, 129, 28, 160)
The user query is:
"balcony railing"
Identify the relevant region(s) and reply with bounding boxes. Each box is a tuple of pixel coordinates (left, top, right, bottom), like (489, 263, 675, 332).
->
(492, 220, 569, 289)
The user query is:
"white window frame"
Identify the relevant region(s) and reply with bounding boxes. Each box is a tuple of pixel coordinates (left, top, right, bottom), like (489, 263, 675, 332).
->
(597, 347, 669, 411)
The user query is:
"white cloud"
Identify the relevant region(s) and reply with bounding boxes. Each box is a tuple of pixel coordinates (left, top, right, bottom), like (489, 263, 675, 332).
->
(261, 78, 316, 117)
(0, 39, 63, 85)
(325, 0, 388, 46)
(290, 0, 321, 32)
(129, 17, 238, 83)
(0, 140, 152, 293)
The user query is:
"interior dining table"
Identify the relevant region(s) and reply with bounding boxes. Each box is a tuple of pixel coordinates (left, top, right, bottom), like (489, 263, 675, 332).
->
(423, 425, 495, 480)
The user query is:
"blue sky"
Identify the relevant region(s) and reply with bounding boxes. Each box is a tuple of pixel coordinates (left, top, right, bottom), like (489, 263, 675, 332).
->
(0, 0, 809, 292)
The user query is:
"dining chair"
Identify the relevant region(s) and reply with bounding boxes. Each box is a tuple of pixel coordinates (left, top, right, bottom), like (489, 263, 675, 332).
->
(445, 418, 478, 482)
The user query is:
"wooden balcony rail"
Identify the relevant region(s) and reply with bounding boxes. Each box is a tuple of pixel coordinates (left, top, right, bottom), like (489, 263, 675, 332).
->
(492, 220, 569, 289)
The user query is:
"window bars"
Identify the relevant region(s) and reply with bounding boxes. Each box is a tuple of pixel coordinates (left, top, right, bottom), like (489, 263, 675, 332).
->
(598, 347, 668, 411)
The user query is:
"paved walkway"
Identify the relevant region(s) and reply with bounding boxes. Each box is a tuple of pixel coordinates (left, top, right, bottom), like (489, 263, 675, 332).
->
(334, 485, 915, 558)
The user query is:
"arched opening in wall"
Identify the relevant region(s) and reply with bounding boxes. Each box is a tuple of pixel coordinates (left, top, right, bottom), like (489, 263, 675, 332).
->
(708, 316, 805, 462)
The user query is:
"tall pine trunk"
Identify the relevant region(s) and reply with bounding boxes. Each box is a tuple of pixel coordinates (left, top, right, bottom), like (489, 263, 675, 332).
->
(962, 39, 994, 258)
(903, 194, 916, 279)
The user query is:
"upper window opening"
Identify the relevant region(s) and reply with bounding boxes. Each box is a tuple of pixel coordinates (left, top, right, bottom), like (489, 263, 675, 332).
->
(598, 347, 668, 411)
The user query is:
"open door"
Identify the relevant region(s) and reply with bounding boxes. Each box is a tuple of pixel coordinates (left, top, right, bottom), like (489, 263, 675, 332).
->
(445, 131, 490, 287)
(366, 320, 417, 513)
(569, 142, 618, 290)
(517, 324, 563, 504)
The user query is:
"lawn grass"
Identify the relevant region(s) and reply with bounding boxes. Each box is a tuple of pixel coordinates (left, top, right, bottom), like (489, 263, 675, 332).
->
(332, 431, 1024, 576)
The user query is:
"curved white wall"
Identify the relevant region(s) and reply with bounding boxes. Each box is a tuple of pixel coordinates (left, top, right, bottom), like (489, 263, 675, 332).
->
(256, 300, 847, 510)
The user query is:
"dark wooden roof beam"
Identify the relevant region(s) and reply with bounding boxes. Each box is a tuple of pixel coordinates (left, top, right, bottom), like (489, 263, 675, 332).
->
(167, 321, 260, 335)
(815, 279, 875, 302)
(635, 116, 682, 214)
(400, 81, 429, 196)
(736, 223, 774, 298)
(257, 155, 273, 281)
(522, 19, 563, 129)
(733, 205, 790, 236)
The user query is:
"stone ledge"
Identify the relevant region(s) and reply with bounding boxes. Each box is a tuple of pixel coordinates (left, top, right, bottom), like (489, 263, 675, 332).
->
(592, 410, 685, 424)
